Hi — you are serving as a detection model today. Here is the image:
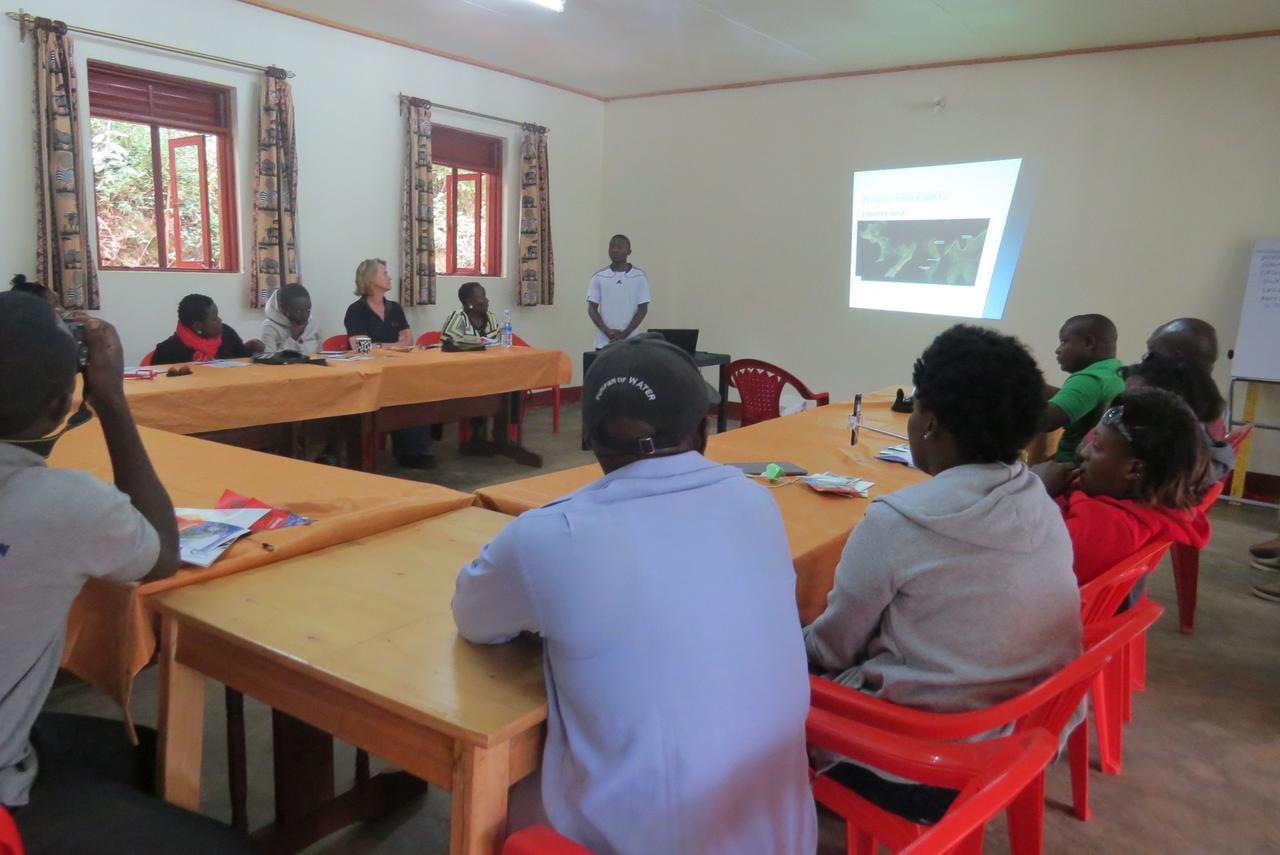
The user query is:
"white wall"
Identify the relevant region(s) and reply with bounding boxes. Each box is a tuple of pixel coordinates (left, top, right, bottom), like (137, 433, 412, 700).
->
(0, 0, 605, 377)
(602, 38, 1280, 472)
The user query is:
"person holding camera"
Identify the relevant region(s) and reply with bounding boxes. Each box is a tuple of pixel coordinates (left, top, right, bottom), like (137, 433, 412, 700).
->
(0, 292, 252, 852)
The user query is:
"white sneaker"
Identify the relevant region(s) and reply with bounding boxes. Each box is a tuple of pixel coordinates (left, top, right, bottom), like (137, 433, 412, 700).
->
(1250, 562, 1280, 602)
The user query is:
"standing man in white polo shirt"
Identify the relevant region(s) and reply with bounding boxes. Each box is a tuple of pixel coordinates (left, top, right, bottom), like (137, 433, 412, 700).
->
(588, 234, 649, 349)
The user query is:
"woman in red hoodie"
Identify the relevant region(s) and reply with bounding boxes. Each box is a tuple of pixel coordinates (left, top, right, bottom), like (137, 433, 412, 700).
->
(1034, 386, 1211, 584)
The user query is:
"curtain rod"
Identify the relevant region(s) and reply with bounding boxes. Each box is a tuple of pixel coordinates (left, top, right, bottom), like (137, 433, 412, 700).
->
(399, 94, 546, 133)
(5, 9, 294, 77)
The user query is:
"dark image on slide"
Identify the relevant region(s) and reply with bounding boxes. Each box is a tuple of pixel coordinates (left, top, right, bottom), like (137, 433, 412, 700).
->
(857, 218, 990, 286)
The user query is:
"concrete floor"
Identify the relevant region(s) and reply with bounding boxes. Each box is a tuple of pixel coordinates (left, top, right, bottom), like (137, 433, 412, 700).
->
(46, 403, 1280, 853)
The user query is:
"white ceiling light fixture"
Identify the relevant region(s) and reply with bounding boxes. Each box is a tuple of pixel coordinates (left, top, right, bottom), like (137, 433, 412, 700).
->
(526, 0, 564, 11)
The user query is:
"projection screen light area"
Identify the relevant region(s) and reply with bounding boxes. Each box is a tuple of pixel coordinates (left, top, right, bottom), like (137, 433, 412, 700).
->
(850, 158, 1029, 320)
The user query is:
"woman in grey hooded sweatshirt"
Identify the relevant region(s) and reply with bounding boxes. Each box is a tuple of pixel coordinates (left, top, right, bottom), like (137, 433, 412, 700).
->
(261, 283, 323, 354)
(804, 324, 1082, 823)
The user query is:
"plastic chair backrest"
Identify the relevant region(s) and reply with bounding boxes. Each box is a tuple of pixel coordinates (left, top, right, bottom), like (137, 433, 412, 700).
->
(140, 350, 155, 367)
(807, 710, 1056, 854)
(511, 333, 531, 347)
(0, 805, 24, 855)
(810, 601, 1163, 742)
(1225, 423, 1254, 454)
(416, 331, 441, 347)
(726, 358, 827, 426)
(321, 334, 349, 351)
(1198, 480, 1224, 510)
(898, 730, 1056, 855)
(1078, 539, 1171, 626)
(502, 826, 593, 855)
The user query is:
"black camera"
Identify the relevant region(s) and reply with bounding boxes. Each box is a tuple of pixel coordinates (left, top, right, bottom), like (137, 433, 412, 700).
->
(64, 320, 89, 372)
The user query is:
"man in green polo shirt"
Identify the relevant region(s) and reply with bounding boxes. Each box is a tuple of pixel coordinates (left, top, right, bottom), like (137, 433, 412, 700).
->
(1044, 314, 1124, 463)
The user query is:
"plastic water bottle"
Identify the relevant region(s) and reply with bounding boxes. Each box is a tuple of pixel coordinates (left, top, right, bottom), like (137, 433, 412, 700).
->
(501, 309, 513, 349)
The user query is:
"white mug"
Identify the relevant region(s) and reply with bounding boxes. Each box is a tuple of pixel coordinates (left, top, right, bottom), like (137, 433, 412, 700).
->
(353, 335, 373, 354)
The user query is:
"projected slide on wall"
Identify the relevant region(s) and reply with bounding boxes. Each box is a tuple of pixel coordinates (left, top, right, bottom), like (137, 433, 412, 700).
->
(850, 158, 1027, 319)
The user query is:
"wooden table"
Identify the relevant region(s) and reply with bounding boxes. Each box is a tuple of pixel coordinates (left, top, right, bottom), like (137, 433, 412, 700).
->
(50, 421, 475, 720)
(477, 390, 928, 624)
(151, 507, 546, 855)
(124, 347, 572, 470)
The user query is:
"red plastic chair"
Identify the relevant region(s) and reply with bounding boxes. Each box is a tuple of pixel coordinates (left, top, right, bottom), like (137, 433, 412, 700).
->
(139, 350, 155, 367)
(808, 710, 1057, 855)
(0, 805, 24, 855)
(322, 334, 350, 351)
(811, 601, 1163, 847)
(502, 826, 593, 854)
(415, 331, 440, 347)
(725, 359, 829, 427)
(1077, 540, 1170, 779)
(1171, 423, 1251, 635)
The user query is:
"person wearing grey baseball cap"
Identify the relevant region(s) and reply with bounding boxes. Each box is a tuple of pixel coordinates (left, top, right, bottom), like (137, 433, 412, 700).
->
(452, 333, 817, 853)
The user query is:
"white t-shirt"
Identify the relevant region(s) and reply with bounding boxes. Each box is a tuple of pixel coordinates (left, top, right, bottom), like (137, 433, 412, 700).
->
(587, 265, 650, 349)
(0, 442, 159, 806)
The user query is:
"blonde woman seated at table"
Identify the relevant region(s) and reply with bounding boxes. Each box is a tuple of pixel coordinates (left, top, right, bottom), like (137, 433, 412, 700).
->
(343, 258, 432, 468)
(804, 325, 1081, 825)
(261, 283, 322, 354)
(343, 258, 413, 349)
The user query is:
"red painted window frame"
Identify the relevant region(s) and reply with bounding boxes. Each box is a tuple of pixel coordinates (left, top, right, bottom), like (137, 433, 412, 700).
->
(167, 135, 213, 269)
(433, 125, 503, 277)
(87, 61, 238, 273)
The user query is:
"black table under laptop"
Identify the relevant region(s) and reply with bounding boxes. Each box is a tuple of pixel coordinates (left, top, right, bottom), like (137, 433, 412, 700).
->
(582, 349, 732, 436)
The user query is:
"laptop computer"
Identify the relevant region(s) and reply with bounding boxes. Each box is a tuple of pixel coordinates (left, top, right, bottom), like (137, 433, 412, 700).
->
(648, 328, 699, 356)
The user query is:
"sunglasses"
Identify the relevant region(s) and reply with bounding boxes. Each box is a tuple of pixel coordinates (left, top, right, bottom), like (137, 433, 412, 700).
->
(1099, 405, 1135, 443)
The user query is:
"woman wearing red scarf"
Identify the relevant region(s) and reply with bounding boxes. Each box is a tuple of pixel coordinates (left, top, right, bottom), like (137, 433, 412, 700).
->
(152, 294, 264, 365)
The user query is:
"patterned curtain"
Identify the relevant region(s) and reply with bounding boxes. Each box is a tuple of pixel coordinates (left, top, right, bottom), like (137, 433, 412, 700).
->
(249, 68, 299, 308)
(517, 125, 554, 306)
(400, 97, 435, 306)
(32, 21, 98, 309)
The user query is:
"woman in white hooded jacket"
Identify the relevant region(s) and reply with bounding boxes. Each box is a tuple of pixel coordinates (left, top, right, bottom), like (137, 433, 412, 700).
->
(804, 324, 1082, 824)
(261, 284, 323, 354)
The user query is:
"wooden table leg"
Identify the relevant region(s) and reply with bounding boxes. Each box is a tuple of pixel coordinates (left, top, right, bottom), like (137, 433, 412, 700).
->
(491, 392, 543, 467)
(225, 687, 249, 833)
(157, 616, 205, 810)
(271, 710, 336, 823)
(450, 741, 510, 855)
(341, 412, 378, 472)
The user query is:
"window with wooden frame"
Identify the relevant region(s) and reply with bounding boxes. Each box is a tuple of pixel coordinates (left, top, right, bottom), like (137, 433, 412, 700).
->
(86, 61, 238, 271)
(431, 125, 503, 276)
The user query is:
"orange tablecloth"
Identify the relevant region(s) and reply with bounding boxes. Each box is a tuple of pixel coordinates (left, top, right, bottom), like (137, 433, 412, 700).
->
(476, 391, 928, 624)
(122, 359, 382, 434)
(50, 422, 475, 721)
(124, 347, 572, 434)
(374, 347, 571, 407)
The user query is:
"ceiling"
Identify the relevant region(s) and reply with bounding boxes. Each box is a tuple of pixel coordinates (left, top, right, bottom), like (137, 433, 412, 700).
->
(245, 0, 1280, 99)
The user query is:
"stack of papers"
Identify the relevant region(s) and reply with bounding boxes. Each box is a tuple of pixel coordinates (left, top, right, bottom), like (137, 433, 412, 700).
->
(799, 473, 875, 497)
(876, 443, 915, 467)
(175, 508, 269, 567)
(216, 490, 313, 531)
